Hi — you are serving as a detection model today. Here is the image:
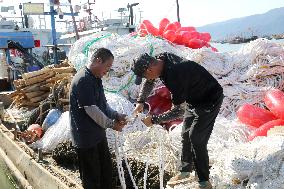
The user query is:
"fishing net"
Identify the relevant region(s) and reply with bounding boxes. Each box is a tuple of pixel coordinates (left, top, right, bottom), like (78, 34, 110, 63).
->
(68, 34, 284, 188)
(69, 34, 284, 118)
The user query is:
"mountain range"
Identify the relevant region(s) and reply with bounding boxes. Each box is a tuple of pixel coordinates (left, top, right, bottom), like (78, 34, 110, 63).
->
(197, 7, 284, 40)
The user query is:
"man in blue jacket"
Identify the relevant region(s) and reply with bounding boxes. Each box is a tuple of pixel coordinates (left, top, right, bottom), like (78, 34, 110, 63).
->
(70, 48, 127, 189)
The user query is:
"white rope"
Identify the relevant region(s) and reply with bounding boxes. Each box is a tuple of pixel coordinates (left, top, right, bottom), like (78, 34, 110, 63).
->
(118, 133, 138, 189)
(158, 128, 165, 189)
(143, 160, 150, 189)
(115, 131, 126, 189)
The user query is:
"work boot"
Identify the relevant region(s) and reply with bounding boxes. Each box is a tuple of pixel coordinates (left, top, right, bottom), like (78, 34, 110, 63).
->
(167, 172, 195, 186)
(198, 181, 213, 189)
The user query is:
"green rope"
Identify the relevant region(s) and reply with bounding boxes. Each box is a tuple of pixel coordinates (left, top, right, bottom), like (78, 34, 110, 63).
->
(104, 41, 154, 94)
(131, 33, 139, 38)
(104, 73, 135, 93)
(105, 36, 155, 93)
(83, 33, 112, 56)
(82, 33, 155, 94)
(145, 35, 155, 56)
(149, 43, 154, 56)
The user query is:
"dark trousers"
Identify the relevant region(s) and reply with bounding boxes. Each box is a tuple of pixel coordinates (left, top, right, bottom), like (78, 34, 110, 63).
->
(76, 138, 112, 189)
(180, 95, 223, 182)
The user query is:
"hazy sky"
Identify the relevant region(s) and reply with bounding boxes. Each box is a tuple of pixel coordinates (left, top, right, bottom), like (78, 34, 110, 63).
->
(1, 0, 284, 30)
(93, 0, 284, 27)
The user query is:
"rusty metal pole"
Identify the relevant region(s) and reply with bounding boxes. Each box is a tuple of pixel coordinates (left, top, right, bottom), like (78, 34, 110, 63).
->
(68, 0, 80, 40)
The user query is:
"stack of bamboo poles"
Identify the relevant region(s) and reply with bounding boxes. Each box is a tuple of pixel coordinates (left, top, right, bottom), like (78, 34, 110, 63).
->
(11, 65, 76, 108)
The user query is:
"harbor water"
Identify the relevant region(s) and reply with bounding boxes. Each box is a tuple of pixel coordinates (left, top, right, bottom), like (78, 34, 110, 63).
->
(0, 161, 18, 189)
(211, 39, 284, 53)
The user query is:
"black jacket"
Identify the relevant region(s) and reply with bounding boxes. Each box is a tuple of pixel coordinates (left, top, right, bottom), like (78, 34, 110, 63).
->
(158, 53, 223, 107)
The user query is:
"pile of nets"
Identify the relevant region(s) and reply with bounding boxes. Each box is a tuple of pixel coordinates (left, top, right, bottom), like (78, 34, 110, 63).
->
(25, 89, 284, 188)
(210, 135, 284, 189)
(68, 33, 284, 188)
(107, 95, 283, 188)
(69, 33, 284, 118)
(188, 39, 284, 117)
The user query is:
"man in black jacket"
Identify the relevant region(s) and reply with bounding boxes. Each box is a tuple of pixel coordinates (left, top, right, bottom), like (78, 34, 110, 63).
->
(132, 53, 223, 189)
(70, 48, 127, 189)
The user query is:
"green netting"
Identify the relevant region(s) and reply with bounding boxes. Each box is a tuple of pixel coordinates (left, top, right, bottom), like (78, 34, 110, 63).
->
(83, 33, 112, 56)
(82, 35, 155, 94)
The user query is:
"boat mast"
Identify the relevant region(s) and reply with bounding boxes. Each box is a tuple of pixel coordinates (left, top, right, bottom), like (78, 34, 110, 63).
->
(68, 0, 79, 40)
(176, 0, 180, 22)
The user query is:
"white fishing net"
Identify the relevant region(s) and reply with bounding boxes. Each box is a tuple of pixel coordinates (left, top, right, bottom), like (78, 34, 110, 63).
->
(210, 136, 284, 189)
(68, 34, 284, 188)
(69, 33, 284, 118)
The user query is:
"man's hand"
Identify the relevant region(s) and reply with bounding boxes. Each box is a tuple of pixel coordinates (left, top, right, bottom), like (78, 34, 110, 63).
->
(142, 115, 153, 127)
(133, 103, 144, 116)
(112, 120, 126, 132)
(117, 113, 127, 124)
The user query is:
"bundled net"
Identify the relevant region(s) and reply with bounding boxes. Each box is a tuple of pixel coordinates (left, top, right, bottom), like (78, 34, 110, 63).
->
(210, 135, 284, 189)
(69, 33, 284, 117)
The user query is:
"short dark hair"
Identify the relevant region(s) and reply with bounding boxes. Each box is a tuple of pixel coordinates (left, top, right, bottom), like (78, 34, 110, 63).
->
(131, 53, 155, 77)
(131, 53, 155, 85)
(92, 48, 114, 63)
